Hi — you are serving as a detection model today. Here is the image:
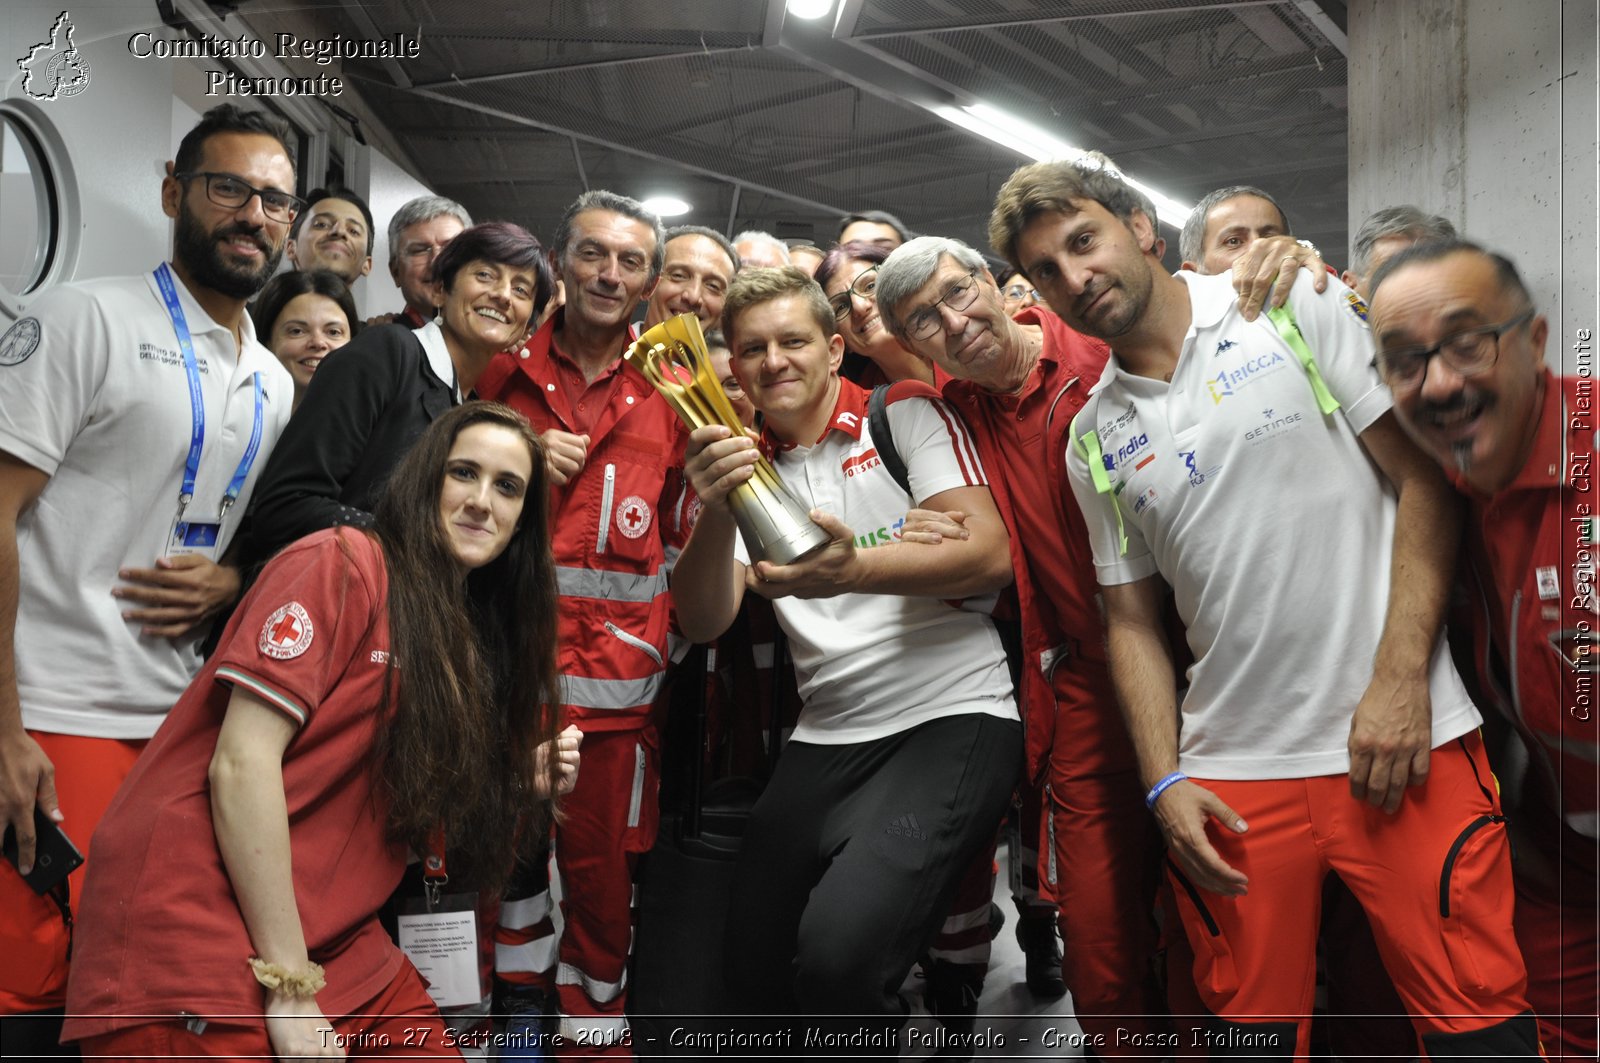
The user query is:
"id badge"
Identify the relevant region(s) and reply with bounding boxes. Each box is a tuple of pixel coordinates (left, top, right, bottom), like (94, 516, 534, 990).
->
(166, 514, 223, 560)
(396, 890, 482, 1009)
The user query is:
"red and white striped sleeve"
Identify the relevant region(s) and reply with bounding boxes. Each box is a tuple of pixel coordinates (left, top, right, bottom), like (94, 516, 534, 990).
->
(882, 385, 988, 504)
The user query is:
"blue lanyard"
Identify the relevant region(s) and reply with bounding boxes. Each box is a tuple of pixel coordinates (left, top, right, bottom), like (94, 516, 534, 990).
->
(154, 264, 266, 518)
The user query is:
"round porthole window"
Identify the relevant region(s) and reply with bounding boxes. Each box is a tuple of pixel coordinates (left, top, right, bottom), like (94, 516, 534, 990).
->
(0, 100, 77, 318)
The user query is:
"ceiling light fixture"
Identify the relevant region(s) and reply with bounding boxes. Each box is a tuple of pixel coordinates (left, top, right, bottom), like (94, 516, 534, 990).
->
(641, 196, 692, 218)
(786, 0, 835, 21)
(934, 102, 1193, 228)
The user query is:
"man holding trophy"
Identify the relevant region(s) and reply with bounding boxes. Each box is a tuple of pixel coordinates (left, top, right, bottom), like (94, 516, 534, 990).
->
(653, 266, 1022, 1042)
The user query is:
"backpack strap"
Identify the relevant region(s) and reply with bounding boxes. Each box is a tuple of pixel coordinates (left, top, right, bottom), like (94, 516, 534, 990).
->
(1069, 407, 1129, 557)
(867, 384, 912, 497)
(1264, 303, 1341, 415)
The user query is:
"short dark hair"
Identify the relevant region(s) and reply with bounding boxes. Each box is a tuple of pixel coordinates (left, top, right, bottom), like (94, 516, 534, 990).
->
(174, 103, 296, 178)
(664, 225, 740, 274)
(253, 269, 359, 346)
(290, 186, 377, 255)
(1368, 238, 1532, 309)
(1179, 185, 1290, 267)
(552, 190, 665, 281)
(838, 209, 913, 244)
(813, 239, 891, 295)
(431, 222, 556, 315)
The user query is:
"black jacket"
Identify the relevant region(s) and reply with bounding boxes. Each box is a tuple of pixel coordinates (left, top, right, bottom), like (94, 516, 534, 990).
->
(244, 322, 455, 566)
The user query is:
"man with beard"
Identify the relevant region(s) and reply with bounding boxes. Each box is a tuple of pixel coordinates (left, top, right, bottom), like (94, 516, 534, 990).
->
(0, 103, 296, 1055)
(285, 184, 375, 289)
(992, 154, 1539, 1056)
(1368, 240, 1596, 1060)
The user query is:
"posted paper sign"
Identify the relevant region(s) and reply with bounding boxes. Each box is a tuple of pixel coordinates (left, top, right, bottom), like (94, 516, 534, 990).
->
(396, 909, 479, 1009)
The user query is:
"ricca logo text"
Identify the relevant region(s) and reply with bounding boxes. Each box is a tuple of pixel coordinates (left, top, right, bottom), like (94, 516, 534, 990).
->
(1208, 351, 1286, 403)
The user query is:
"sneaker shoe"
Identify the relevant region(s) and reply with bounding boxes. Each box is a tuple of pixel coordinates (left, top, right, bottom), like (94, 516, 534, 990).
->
(924, 958, 983, 1061)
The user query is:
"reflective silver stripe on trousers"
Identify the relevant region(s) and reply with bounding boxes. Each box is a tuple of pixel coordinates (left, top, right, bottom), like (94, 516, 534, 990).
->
(554, 566, 667, 603)
(560, 672, 664, 710)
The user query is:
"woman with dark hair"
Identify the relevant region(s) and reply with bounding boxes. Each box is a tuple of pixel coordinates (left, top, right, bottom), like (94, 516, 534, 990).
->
(245, 221, 555, 565)
(64, 401, 578, 1060)
(995, 266, 1039, 318)
(814, 239, 932, 386)
(254, 269, 359, 410)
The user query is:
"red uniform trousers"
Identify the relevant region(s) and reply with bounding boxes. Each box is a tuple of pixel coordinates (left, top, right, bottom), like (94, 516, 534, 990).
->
(1167, 734, 1535, 1058)
(77, 959, 456, 1060)
(553, 728, 660, 1058)
(0, 732, 146, 1014)
(1513, 834, 1597, 1060)
(1040, 679, 1171, 1056)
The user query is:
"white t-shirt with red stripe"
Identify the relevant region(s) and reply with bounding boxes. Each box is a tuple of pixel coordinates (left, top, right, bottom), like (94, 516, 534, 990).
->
(737, 378, 1018, 744)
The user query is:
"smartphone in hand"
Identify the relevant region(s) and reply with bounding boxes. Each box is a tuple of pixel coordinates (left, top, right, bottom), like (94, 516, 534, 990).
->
(2, 807, 84, 895)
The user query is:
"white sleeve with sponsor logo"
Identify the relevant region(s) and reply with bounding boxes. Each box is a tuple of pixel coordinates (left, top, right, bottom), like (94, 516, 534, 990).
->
(0, 283, 109, 477)
(884, 394, 988, 504)
(1063, 398, 1159, 587)
(1284, 273, 1392, 434)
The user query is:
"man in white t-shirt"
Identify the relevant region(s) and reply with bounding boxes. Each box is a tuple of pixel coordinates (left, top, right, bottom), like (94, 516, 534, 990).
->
(987, 154, 1540, 1057)
(0, 103, 296, 1048)
(671, 266, 1021, 1044)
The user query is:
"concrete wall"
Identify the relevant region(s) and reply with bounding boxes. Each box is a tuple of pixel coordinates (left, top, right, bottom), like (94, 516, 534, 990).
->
(1349, 0, 1598, 374)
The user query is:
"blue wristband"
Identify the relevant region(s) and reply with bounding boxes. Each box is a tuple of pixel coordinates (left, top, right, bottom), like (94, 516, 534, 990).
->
(1144, 771, 1187, 810)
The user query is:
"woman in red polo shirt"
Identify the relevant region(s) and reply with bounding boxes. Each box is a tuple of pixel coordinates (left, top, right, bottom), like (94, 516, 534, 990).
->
(64, 401, 578, 1060)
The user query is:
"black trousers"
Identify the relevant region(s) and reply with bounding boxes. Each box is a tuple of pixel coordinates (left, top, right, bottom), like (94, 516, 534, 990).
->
(724, 712, 1022, 1028)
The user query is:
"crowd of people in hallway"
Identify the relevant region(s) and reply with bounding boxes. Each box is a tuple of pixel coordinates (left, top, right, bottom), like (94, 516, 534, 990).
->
(0, 102, 1591, 1062)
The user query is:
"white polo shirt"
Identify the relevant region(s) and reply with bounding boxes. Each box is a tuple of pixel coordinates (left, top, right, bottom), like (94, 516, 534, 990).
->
(737, 379, 1018, 744)
(0, 266, 294, 739)
(1065, 270, 1479, 780)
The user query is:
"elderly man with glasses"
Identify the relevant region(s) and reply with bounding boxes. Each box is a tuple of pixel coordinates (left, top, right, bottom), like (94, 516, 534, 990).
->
(1369, 239, 1597, 1061)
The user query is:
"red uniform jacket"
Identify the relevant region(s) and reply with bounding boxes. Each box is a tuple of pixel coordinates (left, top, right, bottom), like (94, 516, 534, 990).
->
(1456, 371, 1597, 882)
(478, 316, 691, 732)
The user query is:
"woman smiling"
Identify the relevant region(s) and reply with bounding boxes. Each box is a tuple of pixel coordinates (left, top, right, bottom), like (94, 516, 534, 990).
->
(66, 403, 577, 1060)
(245, 222, 554, 566)
(814, 239, 932, 386)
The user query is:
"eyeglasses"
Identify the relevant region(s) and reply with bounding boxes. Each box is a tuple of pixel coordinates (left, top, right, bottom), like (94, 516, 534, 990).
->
(1377, 309, 1534, 391)
(177, 171, 304, 223)
(1003, 284, 1037, 302)
(828, 268, 878, 320)
(904, 268, 981, 340)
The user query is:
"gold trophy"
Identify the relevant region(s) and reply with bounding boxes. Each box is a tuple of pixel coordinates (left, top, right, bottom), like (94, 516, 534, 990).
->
(626, 314, 831, 565)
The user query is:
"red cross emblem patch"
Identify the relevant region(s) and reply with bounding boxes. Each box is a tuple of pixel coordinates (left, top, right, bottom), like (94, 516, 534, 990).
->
(259, 601, 314, 660)
(616, 495, 652, 540)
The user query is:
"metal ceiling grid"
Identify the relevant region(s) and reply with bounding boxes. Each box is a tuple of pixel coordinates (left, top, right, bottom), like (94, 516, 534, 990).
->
(314, 0, 1351, 259)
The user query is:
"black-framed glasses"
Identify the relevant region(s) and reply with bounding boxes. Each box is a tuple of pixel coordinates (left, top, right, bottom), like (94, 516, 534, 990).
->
(1377, 308, 1534, 391)
(828, 267, 878, 319)
(176, 171, 304, 223)
(904, 268, 981, 339)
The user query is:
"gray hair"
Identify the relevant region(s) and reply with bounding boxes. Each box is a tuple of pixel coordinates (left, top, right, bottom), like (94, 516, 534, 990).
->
(665, 224, 740, 274)
(876, 235, 987, 339)
(731, 230, 791, 266)
(1350, 206, 1457, 277)
(1178, 185, 1290, 268)
(386, 195, 473, 267)
(553, 189, 666, 281)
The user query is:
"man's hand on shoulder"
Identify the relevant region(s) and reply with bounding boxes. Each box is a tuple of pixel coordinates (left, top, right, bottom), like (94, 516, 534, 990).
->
(1231, 235, 1329, 320)
(1348, 671, 1432, 814)
(113, 554, 242, 639)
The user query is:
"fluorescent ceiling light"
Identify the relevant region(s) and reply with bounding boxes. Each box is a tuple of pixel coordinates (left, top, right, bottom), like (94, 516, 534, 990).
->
(786, 0, 834, 20)
(934, 103, 1192, 227)
(641, 196, 691, 218)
